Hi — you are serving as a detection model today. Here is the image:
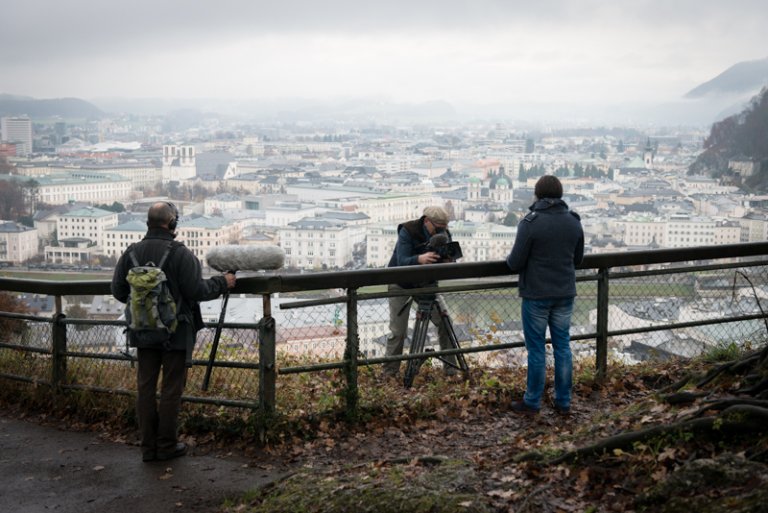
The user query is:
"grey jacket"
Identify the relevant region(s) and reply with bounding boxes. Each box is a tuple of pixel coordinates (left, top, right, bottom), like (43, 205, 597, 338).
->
(506, 198, 584, 299)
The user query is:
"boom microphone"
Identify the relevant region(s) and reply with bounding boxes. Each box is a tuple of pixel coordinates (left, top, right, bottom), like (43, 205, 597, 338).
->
(201, 244, 284, 391)
(426, 233, 462, 261)
(427, 232, 450, 249)
(206, 245, 285, 272)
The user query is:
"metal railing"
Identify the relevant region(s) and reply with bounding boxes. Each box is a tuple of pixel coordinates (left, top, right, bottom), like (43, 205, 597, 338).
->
(2, 241, 768, 421)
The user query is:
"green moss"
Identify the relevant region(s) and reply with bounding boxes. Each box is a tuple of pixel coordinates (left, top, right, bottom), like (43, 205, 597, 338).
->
(636, 454, 768, 513)
(228, 459, 492, 513)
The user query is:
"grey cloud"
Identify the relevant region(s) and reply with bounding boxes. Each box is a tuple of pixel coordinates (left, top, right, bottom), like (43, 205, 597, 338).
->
(2, 0, 767, 105)
(3, 0, 766, 65)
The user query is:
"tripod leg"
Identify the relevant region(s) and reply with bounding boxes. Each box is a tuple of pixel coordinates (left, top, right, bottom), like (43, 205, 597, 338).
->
(435, 301, 470, 377)
(202, 290, 229, 391)
(403, 302, 432, 388)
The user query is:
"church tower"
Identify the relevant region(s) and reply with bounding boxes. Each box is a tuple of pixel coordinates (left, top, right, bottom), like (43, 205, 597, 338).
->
(467, 177, 482, 201)
(162, 145, 197, 183)
(643, 138, 654, 169)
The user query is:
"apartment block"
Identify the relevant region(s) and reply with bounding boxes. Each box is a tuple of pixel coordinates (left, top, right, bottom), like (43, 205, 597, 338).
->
(104, 215, 247, 261)
(57, 207, 119, 243)
(0, 221, 38, 263)
(34, 172, 132, 205)
(352, 193, 438, 224)
(175, 216, 243, 261)
(279, 217, 365, 270)
(102, 220, 146, 257)
(739, 214, 768, 243)
(17, 163, 161, 190)
(1, 116, 33, 156)
(618, 214, 741, 248)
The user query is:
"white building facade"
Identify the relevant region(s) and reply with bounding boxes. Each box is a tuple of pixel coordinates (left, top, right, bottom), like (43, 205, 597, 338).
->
(0, 221, 38, 263)
(57, 207, 119, 243)
(617, 214, 742, 248)
(35, 172, 133, 204)
(279, 218, 364, 270)
(102, 220, 146, 257)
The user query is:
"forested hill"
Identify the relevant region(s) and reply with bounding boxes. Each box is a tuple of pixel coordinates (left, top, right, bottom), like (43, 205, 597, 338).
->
(689, 87, 768, 191)
(0, 94, 103, 119)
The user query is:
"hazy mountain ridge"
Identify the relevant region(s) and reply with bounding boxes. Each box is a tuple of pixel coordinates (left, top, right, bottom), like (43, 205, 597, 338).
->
(0, 94, 103, 119)
(90, 96, 458, 123)
(689, 87, 768, 190)
(685, 57, 768, 98)
(3, 56, 768, 126)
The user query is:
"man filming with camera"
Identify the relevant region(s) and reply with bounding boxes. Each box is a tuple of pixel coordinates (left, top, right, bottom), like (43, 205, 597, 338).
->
(382, 206, 459, 380)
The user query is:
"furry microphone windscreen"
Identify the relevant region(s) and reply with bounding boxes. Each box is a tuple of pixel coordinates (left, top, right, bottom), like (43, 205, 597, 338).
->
(206, 245, 285, 272)
(427, 232, 450, 248)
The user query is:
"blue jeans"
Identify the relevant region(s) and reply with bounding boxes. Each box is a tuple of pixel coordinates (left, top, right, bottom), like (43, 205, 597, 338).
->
(521, 297, 574, 410)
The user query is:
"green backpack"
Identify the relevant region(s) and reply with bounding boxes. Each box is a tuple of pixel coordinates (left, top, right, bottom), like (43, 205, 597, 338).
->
(125, 243, 179, 348)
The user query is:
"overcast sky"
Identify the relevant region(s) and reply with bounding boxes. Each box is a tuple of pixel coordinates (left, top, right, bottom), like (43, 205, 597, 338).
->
(2, 0, 766, 107)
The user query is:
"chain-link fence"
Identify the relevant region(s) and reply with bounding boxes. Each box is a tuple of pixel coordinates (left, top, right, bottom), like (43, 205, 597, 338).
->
(0, 317, 53, 383)
(2, 248, 768, 420)
(602, 263, 768, 362)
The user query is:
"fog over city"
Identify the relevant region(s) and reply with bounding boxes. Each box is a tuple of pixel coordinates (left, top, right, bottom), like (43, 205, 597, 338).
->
(2, 0, 767, 123)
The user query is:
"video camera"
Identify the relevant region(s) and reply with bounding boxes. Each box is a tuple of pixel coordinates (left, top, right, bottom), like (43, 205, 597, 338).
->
(425, 233, 463, 262)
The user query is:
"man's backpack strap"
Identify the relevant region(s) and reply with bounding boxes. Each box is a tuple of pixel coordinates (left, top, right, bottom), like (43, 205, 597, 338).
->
(126, 244, 140, 268)
(160, 241, 184, 314)
(157, 242, 176, 269)
(126, 241, 180, 269)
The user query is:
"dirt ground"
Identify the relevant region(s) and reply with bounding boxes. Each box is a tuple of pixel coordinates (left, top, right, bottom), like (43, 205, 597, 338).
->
(4, 351, 767, 513)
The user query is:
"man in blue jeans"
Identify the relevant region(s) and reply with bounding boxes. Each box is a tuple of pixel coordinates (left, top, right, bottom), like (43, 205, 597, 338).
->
(506, 175, 584, 415)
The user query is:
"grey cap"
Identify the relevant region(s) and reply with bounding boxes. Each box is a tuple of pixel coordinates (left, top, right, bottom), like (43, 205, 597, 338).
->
(423, 205, 449, 224)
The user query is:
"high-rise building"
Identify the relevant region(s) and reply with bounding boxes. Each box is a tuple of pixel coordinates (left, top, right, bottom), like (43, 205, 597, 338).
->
(0, 116, 33, 156)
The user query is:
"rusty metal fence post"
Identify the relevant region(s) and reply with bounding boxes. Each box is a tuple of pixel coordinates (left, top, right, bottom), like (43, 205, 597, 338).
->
(51, 296, 67, 390)
(258, 293, 276, 415)
(343, 288, 359, 420)
(595, 268, 610, 383)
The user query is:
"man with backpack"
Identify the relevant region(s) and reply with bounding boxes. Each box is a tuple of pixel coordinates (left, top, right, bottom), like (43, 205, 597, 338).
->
(111, 202, 235, 462)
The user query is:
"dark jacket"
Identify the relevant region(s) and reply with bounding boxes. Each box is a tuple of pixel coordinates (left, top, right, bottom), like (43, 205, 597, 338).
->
(111, 228, 228, 352)
(387, 216, 453, 288)
(506, 198, 584, 299)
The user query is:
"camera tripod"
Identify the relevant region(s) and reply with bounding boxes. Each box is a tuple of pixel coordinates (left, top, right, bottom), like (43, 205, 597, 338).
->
(403, 295, 470, 388)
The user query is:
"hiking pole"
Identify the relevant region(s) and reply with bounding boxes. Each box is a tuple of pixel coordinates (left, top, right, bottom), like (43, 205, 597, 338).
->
(202, 289, 229, 391)
(202, 244, 286, 392)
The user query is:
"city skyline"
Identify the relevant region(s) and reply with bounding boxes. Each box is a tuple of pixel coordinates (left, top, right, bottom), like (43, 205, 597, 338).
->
(1, 0, 766, 117)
